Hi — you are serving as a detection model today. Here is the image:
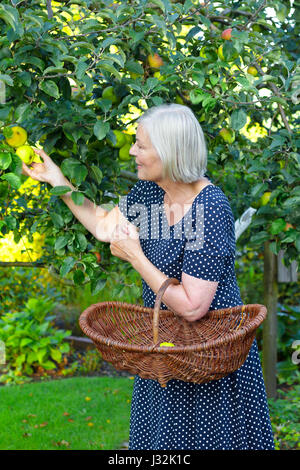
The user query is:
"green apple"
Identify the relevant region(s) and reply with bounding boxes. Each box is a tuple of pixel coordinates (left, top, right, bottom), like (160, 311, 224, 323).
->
(15, 145, 35, 164)
(107, 130, 127, 149)
(123, 133, 134, 145)
(118, 143, 132, 161)
(102, 86, 119, 104)
(219, 128, 235, 144)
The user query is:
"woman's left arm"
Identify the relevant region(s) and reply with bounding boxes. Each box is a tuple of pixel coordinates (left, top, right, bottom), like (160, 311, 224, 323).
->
(110, 224, 218, 322)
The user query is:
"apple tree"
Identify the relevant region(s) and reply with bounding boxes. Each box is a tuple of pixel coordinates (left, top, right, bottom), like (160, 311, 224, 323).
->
(0, 0, 299, 394)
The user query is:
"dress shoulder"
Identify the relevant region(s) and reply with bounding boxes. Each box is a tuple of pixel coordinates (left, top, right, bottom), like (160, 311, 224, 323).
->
(118, 179, 158, 226)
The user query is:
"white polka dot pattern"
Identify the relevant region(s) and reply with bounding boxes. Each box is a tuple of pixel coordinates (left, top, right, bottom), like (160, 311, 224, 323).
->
(119, 179, 275, 450)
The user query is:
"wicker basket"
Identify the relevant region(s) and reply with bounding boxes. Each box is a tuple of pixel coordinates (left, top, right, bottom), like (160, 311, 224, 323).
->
(79, 278, 267, 387)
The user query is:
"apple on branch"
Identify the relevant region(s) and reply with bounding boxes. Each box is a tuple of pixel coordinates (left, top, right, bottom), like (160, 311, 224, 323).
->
(221, 28, 232, 40)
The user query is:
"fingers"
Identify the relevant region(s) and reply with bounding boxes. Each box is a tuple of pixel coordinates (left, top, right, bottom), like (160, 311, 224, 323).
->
(32, 147, 51, 162)
(22, 162, 42, 181)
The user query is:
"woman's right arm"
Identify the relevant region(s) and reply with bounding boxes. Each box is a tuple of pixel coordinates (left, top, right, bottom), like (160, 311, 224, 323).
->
(22, 148, 128, 243)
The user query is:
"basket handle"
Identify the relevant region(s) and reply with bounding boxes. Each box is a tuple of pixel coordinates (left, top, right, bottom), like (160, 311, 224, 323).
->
(153, 277, 180, 345)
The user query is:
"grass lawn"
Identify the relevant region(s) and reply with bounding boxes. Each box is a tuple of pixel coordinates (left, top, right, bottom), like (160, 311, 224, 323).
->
(0, 376, 134, 450)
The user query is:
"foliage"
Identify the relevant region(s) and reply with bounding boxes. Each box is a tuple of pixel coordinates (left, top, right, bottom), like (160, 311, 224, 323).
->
(0, 0, 298, 294)
(0, 376, 133, 450)
(0, 266, 63, 315)
(268, 375, 300, 450)
(0, 296, 71, 383)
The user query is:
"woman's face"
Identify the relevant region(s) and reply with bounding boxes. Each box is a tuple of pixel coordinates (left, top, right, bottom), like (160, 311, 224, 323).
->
(130, 124, 164, 182)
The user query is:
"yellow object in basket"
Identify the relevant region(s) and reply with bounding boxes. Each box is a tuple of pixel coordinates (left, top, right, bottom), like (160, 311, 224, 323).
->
(159, 342, 175, 347)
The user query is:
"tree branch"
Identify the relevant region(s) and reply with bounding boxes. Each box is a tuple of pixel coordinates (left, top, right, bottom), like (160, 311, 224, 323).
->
(254, 61, 292, 134)
(46, 0, 53, 20)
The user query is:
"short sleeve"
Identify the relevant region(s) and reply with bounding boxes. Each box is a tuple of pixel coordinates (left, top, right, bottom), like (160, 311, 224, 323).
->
(118, 180, 148, 229)
(182, 200, 232, 282)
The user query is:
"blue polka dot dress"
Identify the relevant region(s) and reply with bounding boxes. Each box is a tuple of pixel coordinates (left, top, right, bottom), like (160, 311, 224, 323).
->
(119, 179, 275, 450)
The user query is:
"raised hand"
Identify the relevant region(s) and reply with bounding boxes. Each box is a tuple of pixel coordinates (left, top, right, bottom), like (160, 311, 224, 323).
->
(21, 148, 66, 187)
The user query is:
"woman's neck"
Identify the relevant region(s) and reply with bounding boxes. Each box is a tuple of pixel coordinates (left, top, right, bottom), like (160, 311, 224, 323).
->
(157, 177, 210, 205)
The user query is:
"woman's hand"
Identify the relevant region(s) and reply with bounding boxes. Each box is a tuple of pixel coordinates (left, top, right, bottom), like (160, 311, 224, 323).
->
(21, 148, 66, 187)
(110, 222, 143, 263)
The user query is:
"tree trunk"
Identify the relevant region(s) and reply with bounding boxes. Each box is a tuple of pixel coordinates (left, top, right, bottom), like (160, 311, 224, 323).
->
(262, 241, 278, 399)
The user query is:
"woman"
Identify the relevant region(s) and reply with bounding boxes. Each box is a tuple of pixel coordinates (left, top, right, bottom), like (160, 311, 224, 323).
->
(22, 103, 274, 450)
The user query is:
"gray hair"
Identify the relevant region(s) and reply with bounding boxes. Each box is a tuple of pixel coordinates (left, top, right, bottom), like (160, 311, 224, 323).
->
(137, 103, 207, 183)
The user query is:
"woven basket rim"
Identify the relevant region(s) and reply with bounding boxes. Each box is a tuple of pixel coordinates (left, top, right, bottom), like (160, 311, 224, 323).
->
(79, 303, 267, 354)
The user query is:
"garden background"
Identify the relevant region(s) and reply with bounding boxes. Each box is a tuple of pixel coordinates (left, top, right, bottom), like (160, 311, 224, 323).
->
(0, 0, 299, 450)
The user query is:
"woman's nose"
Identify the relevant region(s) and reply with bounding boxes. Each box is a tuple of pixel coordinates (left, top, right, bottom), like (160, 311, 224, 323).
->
(129, 143, 137, 156)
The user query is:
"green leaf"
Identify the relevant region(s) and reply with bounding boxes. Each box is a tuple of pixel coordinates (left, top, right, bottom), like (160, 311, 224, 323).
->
(125, 60, 144, 75)
(50, 348, 62, 363)
(90, 277, 106, 295)
(50, 212, 65, 228)
(73, 269, 85, 285)
(75, 232, 87, 251)
(50, 186, 71, 196)
(230, 108, 248, 131)
(0, 74, 13, 86)
(251, 182, 268, 199)
(75, 59, 89, 80)
(27, 351, 37, 365)
(0, 4, 24, 36)
(150, 0, 166, 12)
(43, 66, 68, 75)
(20, 338, 32, 348)
(282, 196, 300, 209)
(99, 61, 121, 81)
(250, 231, 269, 244)
(62, 122, 83, 143)
(4, 215, 17, 230)
(37, 348, 47, 364)
(61, 158, 88, 184)
(39, 80, 60, 99)
(93, 120, 110, 140)
(54, 235, 69, 251)
(42, 360, 56, 370)
(270, 219, 286, 235)
(0, 172, 21, 189)
(60, 256, 76, 277)
(71, 191, 85, 205)
(90, 165, 103, 184)
(0, 152, 12, 170)
(15, 353, 26, 367)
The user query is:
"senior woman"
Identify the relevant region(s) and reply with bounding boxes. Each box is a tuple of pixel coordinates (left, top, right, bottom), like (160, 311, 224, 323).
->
(22, 104, 274, 450)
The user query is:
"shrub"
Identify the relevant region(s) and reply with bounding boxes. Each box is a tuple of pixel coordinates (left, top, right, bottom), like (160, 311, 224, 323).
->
(0, 296, 71, 384)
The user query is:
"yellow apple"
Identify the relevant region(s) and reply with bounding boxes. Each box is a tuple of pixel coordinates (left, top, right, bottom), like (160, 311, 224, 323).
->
(279, 160, 285, 169)
(259, 191, 272, 206)
(217, 45, 225, 61)
(219, 128, 235, 144)
(247, 66, 258, 77)
(5, 126, 27, 148)
(153, 71, 165, 81)
(147, 53, 164, 69)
